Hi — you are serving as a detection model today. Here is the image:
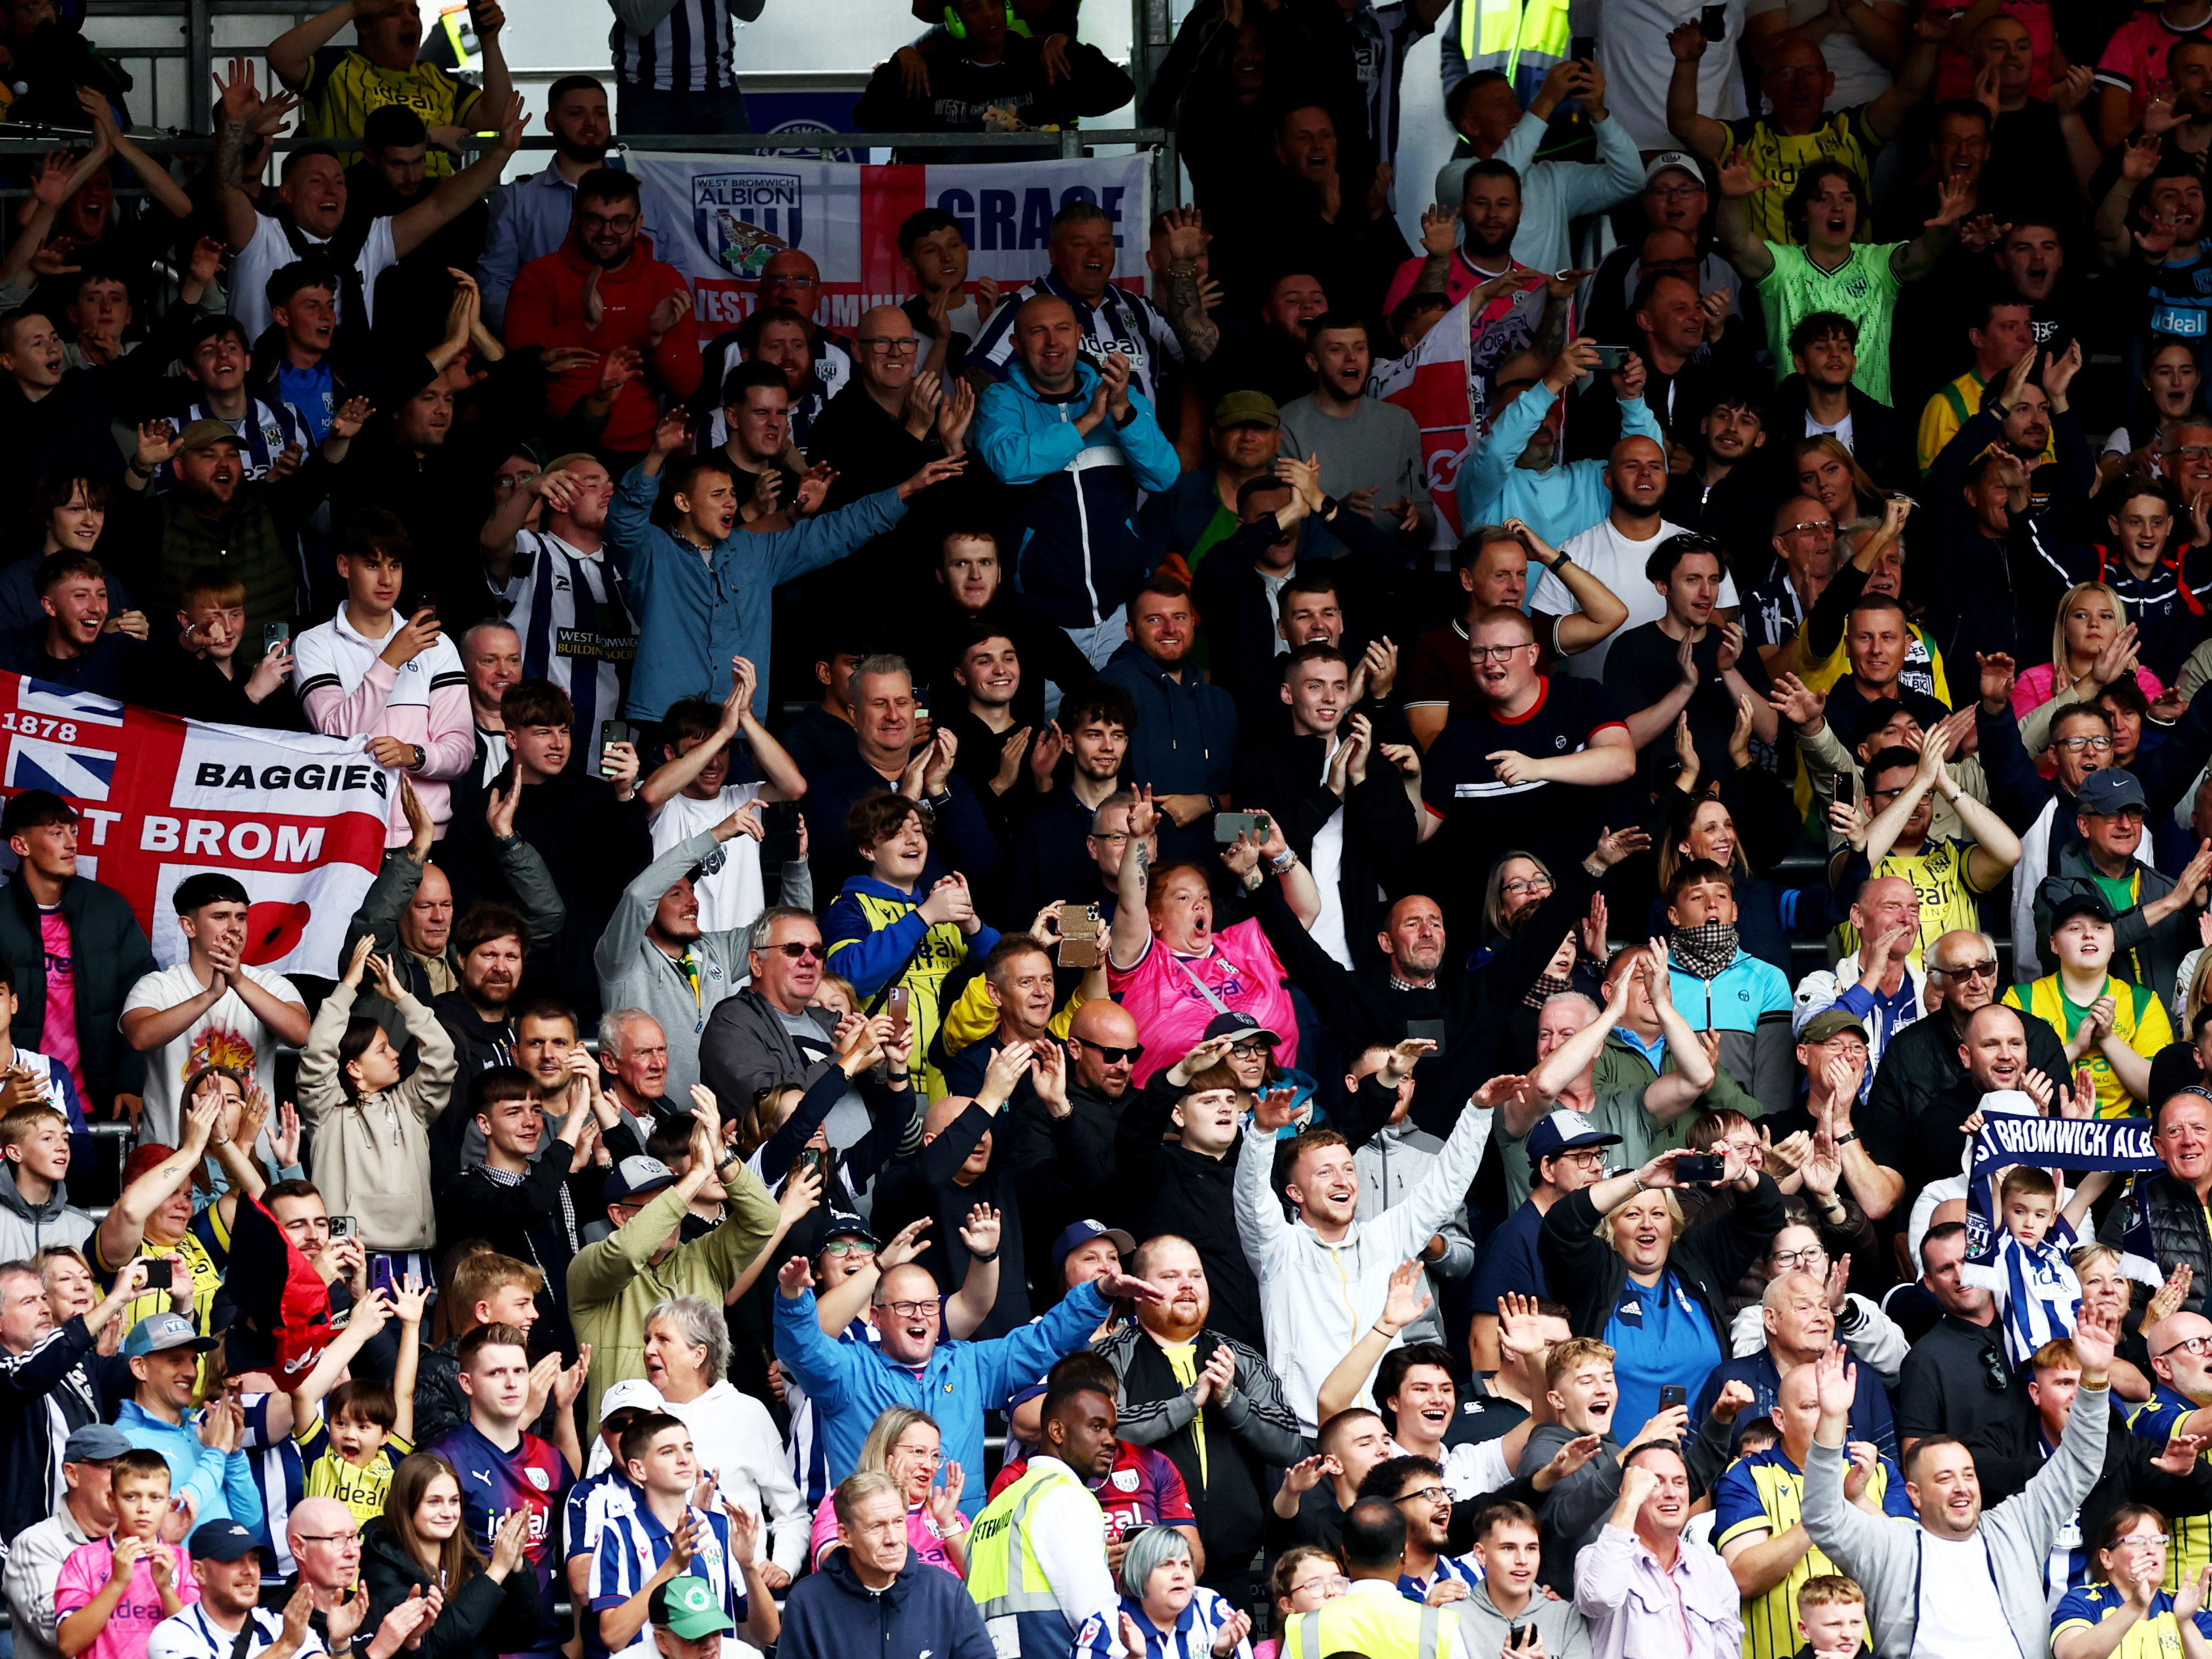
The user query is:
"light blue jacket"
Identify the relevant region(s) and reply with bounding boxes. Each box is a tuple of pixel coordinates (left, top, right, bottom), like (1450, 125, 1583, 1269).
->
(1458, 381, 1663, 548)
(607, 464, 905, 722)
(773, 1278, 1110, 1484)
(973, 358, 1181, 629)
(117, 1398, 264, 1535)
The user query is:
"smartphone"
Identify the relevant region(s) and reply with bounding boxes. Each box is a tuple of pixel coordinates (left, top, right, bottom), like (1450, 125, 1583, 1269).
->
(1700, 3, 1726, 39)
(262, 622, 290, 654)
(792, 1145, 828, 1182)
(1507, 1628, 1526, 1651)
(1591, 344, 1632, 371)
(329, 1214, 357, 1241)
(1056, 901, 1103, 969)
(370, 1256, 397, 1299)
(1659, 1384, 1689, 1411)
(1213, 811, 1272, 843)
(885, 984, 911, 1039)
(1569, 33, 1596, 60)
(418, 590, 440, 616)
(760, 799, 803, 865)
(1676, 1152, 1728, 1184)
(142, 1258, 173, 1290)
(1405, 1018, 1448, 1056)
(601, 720, 635, 755)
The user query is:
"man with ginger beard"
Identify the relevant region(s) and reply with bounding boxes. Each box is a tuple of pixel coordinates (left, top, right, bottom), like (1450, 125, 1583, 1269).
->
(1094, 1233, 1307, 1602)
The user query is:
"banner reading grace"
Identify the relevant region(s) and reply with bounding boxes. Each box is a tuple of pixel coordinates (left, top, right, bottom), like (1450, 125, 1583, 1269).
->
(0, 675, 390, 977)
(628, 153, 1152, 331)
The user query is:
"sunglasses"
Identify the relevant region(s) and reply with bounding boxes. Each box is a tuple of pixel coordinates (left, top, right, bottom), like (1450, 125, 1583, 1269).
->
(1977, 1345, 2011, 1392)
(1080, 1043, 1145, 1064)
(764, 941, 825, 960)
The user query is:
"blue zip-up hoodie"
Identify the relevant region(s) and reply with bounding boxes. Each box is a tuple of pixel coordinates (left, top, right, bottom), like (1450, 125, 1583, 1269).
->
(1458, 382, 1664, 548)
(973, 357, 1181, 629)
(1099, 639, 1237, 799)
(773, 1278, 1112, 1484)
(118, 1398, 265, 1533)
(779, 1546, 996, 1659)
(607, 465, 907, 722)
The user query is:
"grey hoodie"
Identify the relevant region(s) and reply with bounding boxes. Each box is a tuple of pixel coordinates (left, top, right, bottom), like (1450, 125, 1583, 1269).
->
(0, 1163, 92, 1261)
(1801, 1376, 2109, 1659)
(1458, 1578, 1592, 1659)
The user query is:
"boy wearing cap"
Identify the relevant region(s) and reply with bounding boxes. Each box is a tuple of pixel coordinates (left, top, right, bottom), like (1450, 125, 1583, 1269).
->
(2034, 766, 2212, 1004)
(565, 1378, 659, 1657)
(2003, 887, 2175, 1118)
(147, 1521, 324, 1659)
(5, 1424, 134, 1659)
(55, 1445, 195, 1659)
(116, 1313, 261, 1535)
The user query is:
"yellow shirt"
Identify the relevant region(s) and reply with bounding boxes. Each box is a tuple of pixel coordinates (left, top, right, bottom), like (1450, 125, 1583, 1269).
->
(298, 47, 480, 173)
(1916, 365, 2059, 475)
(2003, 974, 2175, 1117)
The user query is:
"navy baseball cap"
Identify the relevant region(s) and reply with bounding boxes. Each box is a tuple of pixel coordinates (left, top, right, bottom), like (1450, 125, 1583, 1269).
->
(1203, 1011, 1281, 1045)
(190, 1520, 260, 1562)
(604, 1156, 679, 1205)
(1051, 1218, 1135, 1277)
(2078, 767, 2148, 815)
(1526, 1109, 1622, 1173)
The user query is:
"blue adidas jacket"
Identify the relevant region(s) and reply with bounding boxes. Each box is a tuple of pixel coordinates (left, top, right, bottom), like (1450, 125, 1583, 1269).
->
(607, 464, 905, 722)
(973, 358, 1181, 629)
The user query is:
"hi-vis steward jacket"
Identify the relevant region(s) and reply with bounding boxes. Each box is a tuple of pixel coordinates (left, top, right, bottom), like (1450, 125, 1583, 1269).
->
(972, 357, 1181, 631)
(1279, 1579, 1466, 1659)
(822, 875, 999, 1098)
(965, 1454, 1119, 1659)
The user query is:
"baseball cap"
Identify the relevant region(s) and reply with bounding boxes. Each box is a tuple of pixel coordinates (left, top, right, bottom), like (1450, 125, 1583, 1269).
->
(124, 1312, 217, 1358)
(1051, 1218, 1135, 1277)
(176, 418, 243, 454)
(1852, 697, 1909, 749)
(1212, 390, 1281, 430)
(190, 1520, 260, 1562)
(818, 1212, 877, 1250)
(651, 1577, 734, 1639)
(1203, 1010, 1281, 1045)
(1525, 1109, 1622, 1171)
(598, 1378, 665, 1424)
(603, 1156, 679, 1205)
(2077, 767, 2148, 815)
(1644, 150, 1705, 189)
(62, 1424, 131, 1462)
(2041, 879, 2116, 934)
(1799, 1008, 1869, 1046)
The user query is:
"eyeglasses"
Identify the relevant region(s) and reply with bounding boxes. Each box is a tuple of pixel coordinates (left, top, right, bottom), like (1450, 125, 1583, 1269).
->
(2175, 444, 2212, 461)
(2054, 735, 2115, 752)
(1645, 184, 1703, 201)
(1936, 958, 2000, 981)
(296, 1532, 361, 1548)
(877, 1299, 935, 1318)
(1769, 1245, 1829, 1269)
(1230, 1039, 1274, 1058)
(821, 1239, 872, 1258)
(1300, 1575, 1353, 1600)
(765, 941, 826, 959)
(860, 335, 920, 353)
(1473, 643, 1535, 662)
(1090, 831, 1131, 845)
(895, 1447, 947, 1466)
(771, 274, 819, 288)
(1501, 876, 1554, 897)
(2117, 1534, 2173, 1548)
(2159, 1334, 2212, 1358)
(1395, 1486, 1451, 1507)
(1079, 1043, 1145, 1064)
(1779, 520, 1835, 538)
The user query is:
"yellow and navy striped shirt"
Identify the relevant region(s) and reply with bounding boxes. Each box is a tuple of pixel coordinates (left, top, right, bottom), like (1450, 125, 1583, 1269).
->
(822, 876, 996, 1099)
(2126, 1385, 2212, 1591)
(298, 46, 480, 174)
(2053, 1579, 2212, 1656)
(1711, 1445, 1911, 1659)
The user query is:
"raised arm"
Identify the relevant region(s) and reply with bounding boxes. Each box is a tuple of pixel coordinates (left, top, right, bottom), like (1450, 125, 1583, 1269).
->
(1107, 786, 1161, 969)
(1663, 22, 1729, 159)
(1713, 158, 1778, 284)
(93, 1093, 218, 1266)
(209, 60, 295, 252)
(1524, 511, 1629, 656)
(390, 94, 524, 260)
(265, 0, 355, 88)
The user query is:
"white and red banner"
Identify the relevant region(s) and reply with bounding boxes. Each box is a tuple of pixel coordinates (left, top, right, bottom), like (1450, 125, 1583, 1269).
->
(0, 675, 389, 977)
(1371, 282, 1550, 547)
(629, 154, 1152, 332)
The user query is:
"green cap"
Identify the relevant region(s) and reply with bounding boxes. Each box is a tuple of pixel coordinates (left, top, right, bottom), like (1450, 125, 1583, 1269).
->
(176, 418, 243, 454)
(1211, 390, 1281, 430)
(1798, 1007, 1869, 1047)
(651, 1577, 734, 1639)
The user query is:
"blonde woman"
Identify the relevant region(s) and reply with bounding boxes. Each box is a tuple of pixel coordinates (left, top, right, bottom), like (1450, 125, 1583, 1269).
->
(806, 1406, 969, 1576)
(2010, 582, 2162, 718)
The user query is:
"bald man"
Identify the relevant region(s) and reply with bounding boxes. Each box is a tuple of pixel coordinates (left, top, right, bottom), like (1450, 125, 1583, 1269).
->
(1745, 495, 1838, 667)
(1535, 433, 1737, 684)
(806, 303, 969, 508)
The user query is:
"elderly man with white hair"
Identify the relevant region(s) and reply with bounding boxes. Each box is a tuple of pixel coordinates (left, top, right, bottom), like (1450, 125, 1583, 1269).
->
(584, 1294, 807, 1590)
(1693, 1271, 1902, 1461)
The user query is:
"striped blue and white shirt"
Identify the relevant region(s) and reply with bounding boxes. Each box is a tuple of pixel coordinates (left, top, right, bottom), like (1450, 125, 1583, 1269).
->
(590, 1500, 742, 1659)
(497, 529, 636, 780)
(970, 273, 1184, 407)
(612, 0, 735, 94)
(567, 1467, 641, 1659)
(166, 396, 313, 486)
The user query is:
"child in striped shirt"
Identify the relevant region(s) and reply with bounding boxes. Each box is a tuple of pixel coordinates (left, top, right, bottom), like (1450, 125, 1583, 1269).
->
(1964, 1164, 2110, 1369)
(288, 1277, 426, 1526)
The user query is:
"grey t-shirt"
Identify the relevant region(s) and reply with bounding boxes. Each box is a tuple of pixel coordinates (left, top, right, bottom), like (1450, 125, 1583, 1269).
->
(1278, 393, 1428, 556)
